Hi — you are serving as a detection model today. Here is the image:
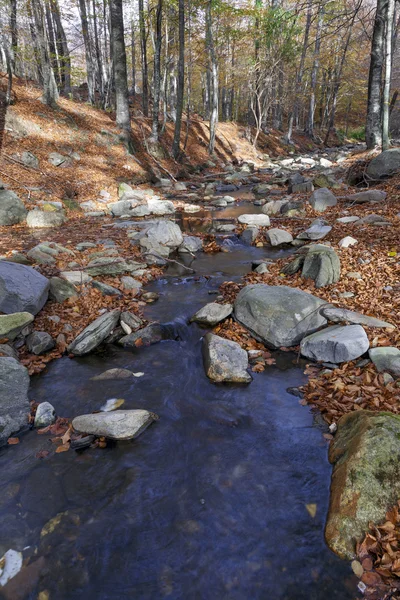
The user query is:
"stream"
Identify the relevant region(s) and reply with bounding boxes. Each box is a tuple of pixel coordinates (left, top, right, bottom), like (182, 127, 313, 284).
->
(0, 197, 359, 599)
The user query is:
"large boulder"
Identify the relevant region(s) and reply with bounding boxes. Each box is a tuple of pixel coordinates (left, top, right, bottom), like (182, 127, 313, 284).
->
(191, 303, 232, 326)
(282, 245, 340, 288)
(0, 312, 34, 341)
(238, 214, 270, 227)
(178, 236, 203, 254)
(139, 220, 183, 253)
(308, 188, 337, 212)
(68, 309, 121, 356)
(366, 148, 400, 180)
(0, 189, 27, 226)
(369, 347, 400, 377)
(265, 228, 293, 246)
(26, 210, 66, 228)
(72, 410, 156, 440)
(326, 410, 400, 559)
(0, 357, 30, 446)
(0, 262, 49, 315)
(147, 198, 175, 215)
(234, 284, 327, 348)
(202, 333, 251, 383)
(300, 324, 369, 363)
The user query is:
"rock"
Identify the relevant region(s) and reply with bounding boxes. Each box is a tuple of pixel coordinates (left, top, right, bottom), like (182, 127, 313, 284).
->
(191, 303, 232, 326)
(49, 277, 77, 303)
(1, 251, 31, 265)
(0, 262, 49, 315)
(210, 198, 227, 207)
(346, 271, 362, 279)
(369, 347, 400, 377)
(366, 148, 400, 180)
(91, 368, 136, 381)
(120, 311, 143, 331)
(253, 183, 271, 195)
(34, 402, 56, 428)
(281, 200, 305, 217)
(221, 195, 235, 203)
(321, 307, 395, 329)
(300, 324, 369, 363)
(27, 246, 56, 265)
(0, 357, 30, 446)
(147, 198, 175, 215)
(0, 189, 27, 226)
(178, 236, 203, 253)
(26, 331, 55, 355)
(139, 220, 183, 252)
(313, 174, 339, 189)
(344, 190, 387, 203)
(118, 182, 133, 197)
(261, 199, 288, 216)
(338, 236, 357, 248)
(86, 257, 129, 276)
(0, 344, 18, 359)
(26, 210, 66, 228)
(91, 281, 122, 296)
(119, 323, 166, 348)
(238, 214, 270, 227)
(308, 188, 337, 212)
(76, 242, 97, 251)
(336, 216, 360, 223)
(266, 228, 293, 246)
(202, 333, 251, 383)
(0, 312, 34, 341)
(174, 182, 187, 191)
(297, 222, 332, 241)
(320, 157, 333, 168)
(234, 284, 327, 348)
(60, 271, 92, 285)
(255, 263, 269, 274)
(120, 276, 142, 291)
(290, 181, 314, 193)
(109, 199, 140, 217)
(355, 213, 391, 226)
(49, 152, 69, 166)
(0, 549, 23, 586)
(68, 309, 121, 356)
(71, 409, 156, 440)
(326, 410, 400, 559)
(240, 226, 259, 245)
(289, 244, 340, 288)
(20, 151, 39, 168)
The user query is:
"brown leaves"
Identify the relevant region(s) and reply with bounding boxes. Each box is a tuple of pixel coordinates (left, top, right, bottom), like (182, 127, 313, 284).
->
(7, 437, 19, 445)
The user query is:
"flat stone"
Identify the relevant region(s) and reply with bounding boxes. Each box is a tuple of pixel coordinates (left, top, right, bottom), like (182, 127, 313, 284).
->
(238, 214, 270, 227)
(309, 188, 337, 212)
(120, 276, 142, 291)
(344, 190, 387, 203)
(338, 236, 357, 248)
(369, 347, 400, 377)
(297, 223, 332, 241)
(202, 333, 251, 383)
(72, 410, 156, 440)
(34, 402, 56, 428)
(120, 311, 143, 331)
(68, 309, 121, 356)
(26, 331, 55, 355)
(0, 312, 34, 341)
(191, 303, 233, 326)
(0, 262, 49, 315)
(91, 281, 122, 296)
(86, 257, 128, 276)
(118, 323, 166, 348)
(266, 228, 293, 246)
(321, 307, 395, 329)
(60, 271, 92, 285)
(300, 324, 369, 363)
(336, 216, 360, 223)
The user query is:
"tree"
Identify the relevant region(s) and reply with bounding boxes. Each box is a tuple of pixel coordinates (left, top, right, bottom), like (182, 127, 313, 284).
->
(78, 0, 96, 104)
(172, 0, 185, 158)
(30, 0, 59, 107)
(366, 0, 387, 148)
(139, 0, 149, 116)
(149, 0, 163, 143)
(382, 0, 395, 150)
(206, 0, 218, 154)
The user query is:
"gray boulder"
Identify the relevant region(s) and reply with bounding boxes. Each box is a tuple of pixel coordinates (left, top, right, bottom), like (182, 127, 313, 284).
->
(261, 199, 288, 216)
(34, 402, 56, 428)
(72, 409, 156, 440)
(0, 190, 27, 226)
(266, 228, 293, 246)
(321, 307, 395, 329)
(147, 198, 175, 215)
(0, 312, 34, 341)
(0, 262, 49, 315)
(369, 347, 400, 377)
(283, 245, 340, 288)
(139, 220, 183, 253)
(49, 277, 77, 303)
(0, 344, 18, 359)
(234, 284, 327, 348)
(86, 257, 128, 276)
(26, 331, 55, 355)
(60, 271, 92, 285)
(109, 199, 140, 217)
(202, 333, 251, 383)
(238, 214, 270, 227)
(178, 236, 203, 253)
(91, 281, 122, 296)
(0, 357, 30, 446)
(26, 210, 66, 228)
(344, 190, 387, 203)
(366, 148, 400, 180)
(240, 226, 259, 245)
(120, 311, 143, 331)
(119, 323, 166, 348)
(68, 309, 121, 356)
(308, 188, 337, 212)
(297, 220, 332, 241)
(191, 303, 232, 326)
(300, 324, 369, 363)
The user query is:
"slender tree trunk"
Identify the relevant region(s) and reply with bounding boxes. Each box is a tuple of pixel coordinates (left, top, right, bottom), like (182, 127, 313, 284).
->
(139, 0, 149, 116)
(131, 21, 136, 95)
(382, 0, 395, 150)
(9, 0, 17, 73)
(0, 36, 13, 103)
(305, 1, 324, 137)
(172, 0, 185, 158)
(50, 0, 71, 94)
(149, 0, 163, 142)
(92, 0, 105, 106)
(27, 0, 44, 84)
(366, 0, 387, 148)
(78, 0, 96, 104)
(44, 0, 60, 87)
(31, 0, 59, 106)
(206, 0, 218, 154)
(109, 0, 134, 153)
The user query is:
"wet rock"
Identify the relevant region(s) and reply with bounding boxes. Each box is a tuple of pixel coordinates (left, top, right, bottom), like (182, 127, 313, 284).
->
(60, 271, 92, 285)
(26, 331, 55, 355)
(0, 312, 34, 341)
(26, 210, 66, 228)
(265, 228, 293, 246)
(178, 236, 203, 253)
(191, 303, 233, 326)
(240, 226, 259, 245)
(0, 357, 30, 446)
(366, 148, 400, 180)
(118, 323, 166, 348)
(202, 333, 251, 383)
(0, 189, 27, 226)
(338, 236, 357, 248)
(369, 347, 400, 377)
(326, 410, 400, 559)
(142, 292, 159, 303)
(321, 307, 394, 329)
(0, 549, 23, 586)
(344, 190, 387, 203)
(308, 188, 337, 212)
(234, 284, 326, 348)
(91, 281, 122, 296)
(72, 409, 156, 440)
(0, 262, 49, 315)
(120, 311, 143, 331)
(238, 214, 270, 227)
(210, 198, 227, 207)
(91, 368, 136, 381)
(300, 324, 369, 363)
(68, 309, 121, 356)
(34, 402, 56, 428)
(49, 277, 77, 303)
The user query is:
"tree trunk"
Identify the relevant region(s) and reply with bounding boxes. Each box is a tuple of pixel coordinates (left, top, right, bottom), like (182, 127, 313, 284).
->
(50, 0, 71, 95)
(149, 0, 163, 142)
(92, 0, 105, 106)
(78, 0, 96, 104)
(305, 2, 324, 138)
(172, 0, 185, 158)
(206, 0, 218, 155)
(366, 0, 387, 148)
(0, 36, 13, 104)
(44, 0, 60, 87)
(109, 0, 134, 153)
(9, 0, 17, 73)
(31, 0, 59, 106)
(139, 0, 149, 116)
(382, 0, 395, 150)
(131, 21, 136, 95)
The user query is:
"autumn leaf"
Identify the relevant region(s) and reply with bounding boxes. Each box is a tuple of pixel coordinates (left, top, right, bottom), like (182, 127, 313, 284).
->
(7, 437, 19, 445)
(55, 443, 70, 453)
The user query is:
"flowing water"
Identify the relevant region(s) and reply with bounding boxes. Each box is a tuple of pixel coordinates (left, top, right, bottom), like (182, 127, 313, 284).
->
(0, 201, 359, 599)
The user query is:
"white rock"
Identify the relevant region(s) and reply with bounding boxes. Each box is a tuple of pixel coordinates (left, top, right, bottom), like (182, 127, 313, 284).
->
(266, 228, 293, 246)
(0, 549, 23, 586)
(339, 236, 358, 248)
(238, 214, 270, 227)
(72, 409, 156, 440)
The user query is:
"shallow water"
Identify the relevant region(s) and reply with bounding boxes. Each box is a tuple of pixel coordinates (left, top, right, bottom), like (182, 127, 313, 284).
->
(0, 235, 358, 599)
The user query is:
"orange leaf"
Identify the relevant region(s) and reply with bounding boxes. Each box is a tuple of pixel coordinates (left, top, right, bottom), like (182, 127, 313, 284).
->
(7, 437, 19, 445)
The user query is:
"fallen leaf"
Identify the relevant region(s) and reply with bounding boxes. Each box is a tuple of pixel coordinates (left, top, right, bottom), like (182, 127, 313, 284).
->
(7, 437, 19, 445)
(306, 503, 317, 518)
